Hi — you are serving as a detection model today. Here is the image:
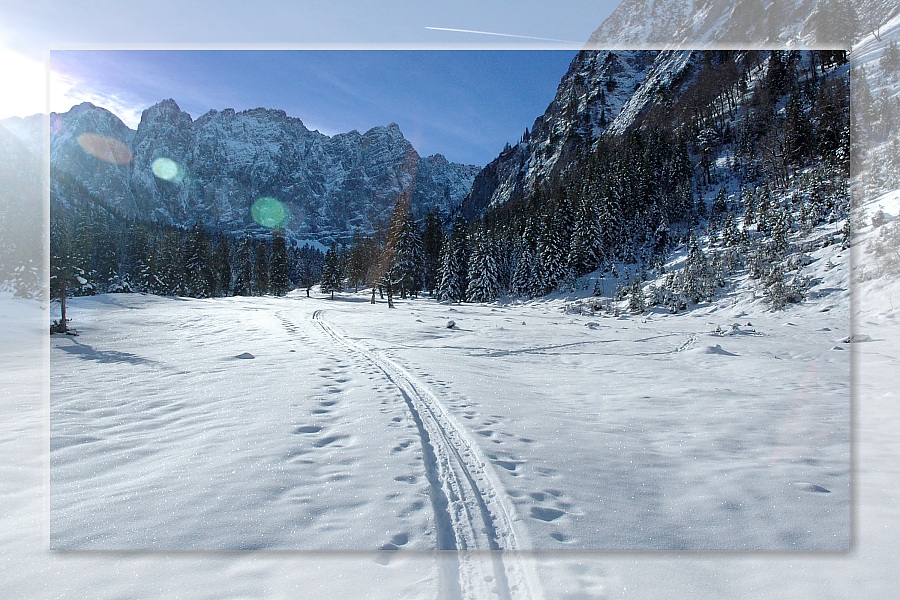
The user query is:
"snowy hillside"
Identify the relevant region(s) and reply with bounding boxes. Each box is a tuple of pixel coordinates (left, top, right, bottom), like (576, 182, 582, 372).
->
(851, 10, 900, 201)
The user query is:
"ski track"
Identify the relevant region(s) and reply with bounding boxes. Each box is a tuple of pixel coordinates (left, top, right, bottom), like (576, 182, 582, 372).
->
(307, 307, 542, 600)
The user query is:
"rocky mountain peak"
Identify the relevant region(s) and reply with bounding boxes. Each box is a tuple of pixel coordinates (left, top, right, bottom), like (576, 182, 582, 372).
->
(46, 101, 480, 245)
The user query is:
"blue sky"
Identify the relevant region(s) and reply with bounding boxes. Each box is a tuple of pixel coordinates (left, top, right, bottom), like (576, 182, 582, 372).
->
(1, 1, 622, 166)
(50, 50, 584, 166)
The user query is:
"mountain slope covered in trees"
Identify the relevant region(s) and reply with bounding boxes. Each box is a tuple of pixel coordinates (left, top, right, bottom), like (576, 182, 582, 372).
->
(421, 50, 850, 315)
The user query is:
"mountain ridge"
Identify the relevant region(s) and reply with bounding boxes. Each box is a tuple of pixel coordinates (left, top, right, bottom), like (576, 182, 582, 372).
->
(29, 98, 480, 246)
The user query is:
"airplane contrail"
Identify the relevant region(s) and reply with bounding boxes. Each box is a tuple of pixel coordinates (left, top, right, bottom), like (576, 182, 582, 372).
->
(425, 27, 581, 44)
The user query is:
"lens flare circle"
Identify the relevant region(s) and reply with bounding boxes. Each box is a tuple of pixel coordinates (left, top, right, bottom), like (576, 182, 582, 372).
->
(151, 157, 181, 181)
(251, 197, 286, 229)
(76, 133, 133, 165)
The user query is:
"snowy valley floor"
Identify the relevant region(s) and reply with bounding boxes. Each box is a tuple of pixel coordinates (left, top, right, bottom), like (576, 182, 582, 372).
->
(7, 218, 900, 597)
(49, 282, 850, 553)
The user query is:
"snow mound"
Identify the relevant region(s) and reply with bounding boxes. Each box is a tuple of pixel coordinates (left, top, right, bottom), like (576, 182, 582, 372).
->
(687, 343, 738, 356)
(843, 334, 873, 344)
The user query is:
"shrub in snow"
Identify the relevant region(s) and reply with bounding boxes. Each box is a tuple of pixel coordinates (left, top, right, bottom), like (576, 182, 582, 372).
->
(840, 221, 852, 249)
(762, 263, 806, 309)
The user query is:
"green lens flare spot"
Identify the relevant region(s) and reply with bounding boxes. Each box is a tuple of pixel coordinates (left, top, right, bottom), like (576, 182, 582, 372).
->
(251, 197, 286, 228)
(151, 157, 181, 182)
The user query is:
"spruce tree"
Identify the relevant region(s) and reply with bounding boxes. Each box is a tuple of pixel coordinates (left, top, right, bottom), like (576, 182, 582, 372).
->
(681, 233, 710, 304)
(628, 277, 646, 313)
(881, 40, 900, 72)
(569, 197, 601, 276)
(391, 211, 424, 298)
(511, 242, 535, 298)
(466, 229, 500, 303)
(436, 216, 468, 302)
(269, 229, 290, 296)
(234, 234, 254, 296)
(50, 209, 78, 332)
(214, 232, 232, 296)
(537, 213, 568, 294)
(422, 209, 444, 295)
(184, 222, 214, 298)
(253, 240, 270, 295)
(320, 241, 344, 299)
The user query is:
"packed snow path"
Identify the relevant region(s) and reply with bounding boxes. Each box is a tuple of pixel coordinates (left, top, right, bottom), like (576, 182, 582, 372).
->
(310, 308, 540, 600)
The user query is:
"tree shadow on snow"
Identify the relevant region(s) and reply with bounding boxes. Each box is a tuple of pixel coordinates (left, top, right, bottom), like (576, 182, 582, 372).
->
(55, 339, 159, 366)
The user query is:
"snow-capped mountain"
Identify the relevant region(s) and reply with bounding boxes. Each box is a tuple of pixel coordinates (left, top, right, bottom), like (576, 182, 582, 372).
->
(587, 0, 898, 48)
(459, 50, 665, 219)
(38, 100, 479, 244)
(458, 49, 716, 219)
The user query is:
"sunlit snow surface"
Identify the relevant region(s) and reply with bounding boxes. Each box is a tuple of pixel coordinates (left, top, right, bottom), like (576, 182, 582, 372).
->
(8, 188, 900, 595)
(51, 264, 850, 550)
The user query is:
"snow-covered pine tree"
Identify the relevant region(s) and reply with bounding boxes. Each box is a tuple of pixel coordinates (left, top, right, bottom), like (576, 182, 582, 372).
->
(293, 244, 324, 296)
(158, 228, 186, 296)
(511, 242, 536, 298)
(214, 231, 232, 296)
(721, 212, 740, 247)
(184, 222, 214, 298)
(320, 241, 344, 300)
(466, 229, 500, 303)
(269, 229, 290, 296)
(436, 216, 468, 303)
(763, 262, 804, 309)
(741, 187, 757, 228)
(881, 40, 900, 71)
(253, 241, 270, 295)
(234, 234, 253, 296)
(536, 213, 568, 294)
(628, 276, 646, 313)
(711, 188, 728, 221)
(771, 205, 792, 256)
(346, 230, 373, 292)
(681, 232, 711, 304)
(569, 196, 601, 276)
(391, 211, 424, 298)
(129, 226, 153, 294)
(422, 209, 444, 296)
(49, 207, 79, 333)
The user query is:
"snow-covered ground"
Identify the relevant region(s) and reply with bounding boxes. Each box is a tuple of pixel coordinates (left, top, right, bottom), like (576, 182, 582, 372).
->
(6, 189, 895, 597)
(3, 224, 899, 597)
(50, 266, 851, 553)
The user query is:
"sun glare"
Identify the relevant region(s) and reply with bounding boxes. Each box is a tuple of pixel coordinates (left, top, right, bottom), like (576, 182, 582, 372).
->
(0, 48, 46, 120)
